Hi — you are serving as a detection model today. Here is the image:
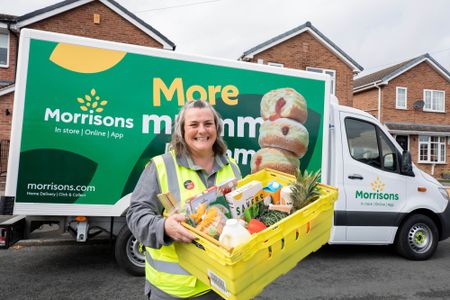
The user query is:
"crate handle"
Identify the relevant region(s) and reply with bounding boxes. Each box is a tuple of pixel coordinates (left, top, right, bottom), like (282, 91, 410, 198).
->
(191, 240, 205, 251)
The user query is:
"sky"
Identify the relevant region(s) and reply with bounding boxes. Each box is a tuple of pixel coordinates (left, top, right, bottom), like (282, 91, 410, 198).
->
(1, 0, 450, 77)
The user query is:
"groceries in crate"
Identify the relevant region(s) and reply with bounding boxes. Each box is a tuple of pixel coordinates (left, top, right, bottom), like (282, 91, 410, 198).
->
(159, 168, 322, 249)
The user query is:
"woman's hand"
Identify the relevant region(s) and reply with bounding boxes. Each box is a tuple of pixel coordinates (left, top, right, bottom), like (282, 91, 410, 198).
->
(164, 213, 197, 243)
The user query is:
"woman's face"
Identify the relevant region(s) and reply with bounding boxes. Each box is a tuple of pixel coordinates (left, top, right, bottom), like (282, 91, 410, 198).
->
(183, 107, 217, 157)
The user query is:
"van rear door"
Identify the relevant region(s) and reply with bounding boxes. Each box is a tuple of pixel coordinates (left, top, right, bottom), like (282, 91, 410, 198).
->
(338, 112, 407, 243)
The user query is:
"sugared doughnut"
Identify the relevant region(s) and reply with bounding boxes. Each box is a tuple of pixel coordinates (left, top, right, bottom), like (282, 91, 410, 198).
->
(251, 148, 300, 175)
(259, 118, 309, 158)
(260, 88, 307, 123)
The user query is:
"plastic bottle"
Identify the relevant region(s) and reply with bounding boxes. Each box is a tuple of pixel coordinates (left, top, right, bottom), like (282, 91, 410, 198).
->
(219, 219, 251, 248)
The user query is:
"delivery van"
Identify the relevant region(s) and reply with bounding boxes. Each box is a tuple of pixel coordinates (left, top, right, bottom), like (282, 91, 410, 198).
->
(1, 29, 449, 276)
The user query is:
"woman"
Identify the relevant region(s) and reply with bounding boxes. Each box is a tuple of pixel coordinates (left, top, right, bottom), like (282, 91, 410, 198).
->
(127, 100, 241, 299)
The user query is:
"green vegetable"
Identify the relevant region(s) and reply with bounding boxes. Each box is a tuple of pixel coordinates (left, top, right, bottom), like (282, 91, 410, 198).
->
(259, 210, 288, 227)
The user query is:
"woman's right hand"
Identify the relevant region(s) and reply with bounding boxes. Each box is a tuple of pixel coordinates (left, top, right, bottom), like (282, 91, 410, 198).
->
(164, 213, 197, 243)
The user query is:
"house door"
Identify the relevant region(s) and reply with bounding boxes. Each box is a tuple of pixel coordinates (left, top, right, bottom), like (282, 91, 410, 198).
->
(395, 135, 409, 151)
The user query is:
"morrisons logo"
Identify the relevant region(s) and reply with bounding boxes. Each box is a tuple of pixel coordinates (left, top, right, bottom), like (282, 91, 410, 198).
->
(355, 177, 399, 201)
(44, 88, 134, 129)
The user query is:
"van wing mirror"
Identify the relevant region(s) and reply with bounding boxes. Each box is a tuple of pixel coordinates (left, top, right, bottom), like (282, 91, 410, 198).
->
(401, 150, 414, 176)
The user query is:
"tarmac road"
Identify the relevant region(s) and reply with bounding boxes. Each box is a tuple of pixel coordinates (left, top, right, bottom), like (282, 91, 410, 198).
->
(1, 237, 450, 300)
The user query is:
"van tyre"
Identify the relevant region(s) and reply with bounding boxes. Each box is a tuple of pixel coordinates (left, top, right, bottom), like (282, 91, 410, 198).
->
(115, 225, 145, 276)
(395, 214, 438, 260)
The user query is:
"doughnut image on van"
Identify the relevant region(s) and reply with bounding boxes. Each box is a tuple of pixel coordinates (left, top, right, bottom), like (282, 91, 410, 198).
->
(251, 88, 309, 175)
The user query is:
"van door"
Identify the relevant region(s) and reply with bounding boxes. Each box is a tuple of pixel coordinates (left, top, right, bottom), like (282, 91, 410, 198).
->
(339, 113, 407, 243)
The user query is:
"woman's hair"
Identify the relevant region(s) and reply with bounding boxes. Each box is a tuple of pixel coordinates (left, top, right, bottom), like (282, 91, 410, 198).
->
(170, 100, 227, 156)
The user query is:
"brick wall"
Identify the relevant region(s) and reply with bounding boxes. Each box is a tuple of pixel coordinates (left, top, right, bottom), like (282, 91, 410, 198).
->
(0, 92, 13, 141)
(380, 62, 450, 124)
(0, 32, 18, 82)
(353, 88, 379, 119)
(27, 1, 164, 48)
(248, 31, 355, 107)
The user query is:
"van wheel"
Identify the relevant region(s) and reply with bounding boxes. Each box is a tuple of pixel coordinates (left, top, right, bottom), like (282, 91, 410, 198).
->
(395, 214, 438, 260)
(115, 225, 145, 276)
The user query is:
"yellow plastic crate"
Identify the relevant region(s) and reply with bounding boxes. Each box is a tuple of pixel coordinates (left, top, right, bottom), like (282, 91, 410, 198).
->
(175, 169, 338, 300)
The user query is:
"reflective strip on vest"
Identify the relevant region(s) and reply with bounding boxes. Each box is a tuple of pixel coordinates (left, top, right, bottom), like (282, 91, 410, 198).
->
(145, 252, 190, 275)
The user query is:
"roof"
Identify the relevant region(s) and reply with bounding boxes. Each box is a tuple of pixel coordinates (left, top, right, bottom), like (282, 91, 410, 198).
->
(354, 53, 450, 92)
(385, 122, 450, 136)
(239, 21, 363, 73)
(10, 0, 175, 50)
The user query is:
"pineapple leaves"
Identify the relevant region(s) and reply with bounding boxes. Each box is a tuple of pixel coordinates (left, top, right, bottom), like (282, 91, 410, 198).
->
(290, 169, 321, 211)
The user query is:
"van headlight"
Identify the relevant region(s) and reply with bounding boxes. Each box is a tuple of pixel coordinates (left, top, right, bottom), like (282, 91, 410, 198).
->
(438, 187, 450, 201)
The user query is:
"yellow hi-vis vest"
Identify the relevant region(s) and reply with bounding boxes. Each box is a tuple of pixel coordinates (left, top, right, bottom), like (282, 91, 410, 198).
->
(145, 151, 239, 298)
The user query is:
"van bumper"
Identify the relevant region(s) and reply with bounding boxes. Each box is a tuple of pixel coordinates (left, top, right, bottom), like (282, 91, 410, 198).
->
(438, 202, 450, 240)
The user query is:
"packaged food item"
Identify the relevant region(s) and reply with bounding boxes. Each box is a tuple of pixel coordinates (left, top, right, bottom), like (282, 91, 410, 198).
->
(268, 204, 293, 214)
(196, 206, 227, 239)
(280, 186, 293, 205)
(225, 180, 264, 219)
(186, 186, 218, 215)
(157, 192, 179, 215)
(219, 219, 251, 248)
(262, 180, 283, 204)
(216, 177, 238, 195)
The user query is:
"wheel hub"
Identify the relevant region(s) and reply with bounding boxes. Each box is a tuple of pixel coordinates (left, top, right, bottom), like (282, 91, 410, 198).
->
(126, 236, 145, 267)
(408, 223, 432, 253)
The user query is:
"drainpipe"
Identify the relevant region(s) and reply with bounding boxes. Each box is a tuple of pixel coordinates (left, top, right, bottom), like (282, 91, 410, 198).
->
(7, 23, 20, 85)
(376, 83, 382, 122)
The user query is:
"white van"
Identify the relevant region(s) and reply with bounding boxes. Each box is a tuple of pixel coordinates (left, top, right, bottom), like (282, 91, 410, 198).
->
(327, 98, 450, 260)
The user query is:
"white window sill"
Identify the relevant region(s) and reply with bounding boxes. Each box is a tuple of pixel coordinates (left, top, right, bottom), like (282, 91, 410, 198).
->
(395, 107, 407, 110)
(417, 161, 447, 165)
(423, 109, 446, 113)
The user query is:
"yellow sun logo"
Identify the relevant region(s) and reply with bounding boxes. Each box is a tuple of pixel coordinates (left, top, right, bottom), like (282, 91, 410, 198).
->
(77, 89, 108, 113)
(370, 176, 385, 192)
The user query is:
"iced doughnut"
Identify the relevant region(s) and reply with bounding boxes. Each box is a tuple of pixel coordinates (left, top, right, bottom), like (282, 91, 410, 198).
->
(251, 148, 300, 175)
(259, 118, 309, 158)
(260, 88, 307, 123)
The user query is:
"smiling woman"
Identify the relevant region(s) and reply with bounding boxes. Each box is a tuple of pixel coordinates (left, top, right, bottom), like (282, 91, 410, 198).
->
(126, 99, 241, 299)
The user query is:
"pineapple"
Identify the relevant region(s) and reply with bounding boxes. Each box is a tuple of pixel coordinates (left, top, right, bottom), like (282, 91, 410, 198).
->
(289, 169, 321, 211)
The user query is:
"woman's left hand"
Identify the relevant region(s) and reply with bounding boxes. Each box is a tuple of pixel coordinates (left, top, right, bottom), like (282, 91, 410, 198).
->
(164, 213, 197, 243)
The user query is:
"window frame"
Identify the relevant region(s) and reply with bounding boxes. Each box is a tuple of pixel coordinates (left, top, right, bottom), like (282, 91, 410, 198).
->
(306, 67, 336, 95)
(267, 62, 284, 68)
(418, 135, 446, 163)
(345, 117, 401, 173)
(395, 86, 407, 109)
(0, 29, 9, 68)
(423, 89, 445, 113)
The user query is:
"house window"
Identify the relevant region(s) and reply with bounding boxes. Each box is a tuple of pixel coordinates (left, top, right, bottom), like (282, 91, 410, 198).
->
(268, 62, 284, 67)
(0, 30, 9, 67)
(306, 67, 336, 94)
(396, 87, 407, 109)
(418, 136, 446, 163)
(424, 89, 445, 112)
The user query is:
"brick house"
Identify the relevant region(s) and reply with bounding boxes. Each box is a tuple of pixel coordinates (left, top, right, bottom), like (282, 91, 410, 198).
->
(353, 54, 450, 178)
(0, 0, 175, 174)
(239, 21, 363, 107)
